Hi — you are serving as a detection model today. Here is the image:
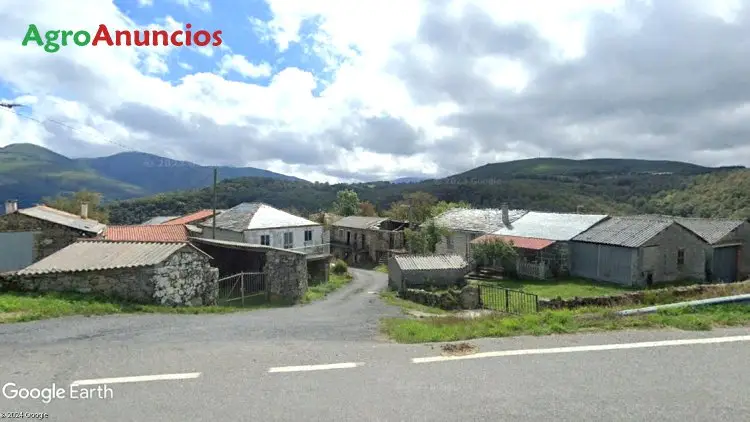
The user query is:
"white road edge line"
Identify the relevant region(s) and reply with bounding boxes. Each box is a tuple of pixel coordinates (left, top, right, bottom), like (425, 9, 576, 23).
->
(70, 372, 202, 386)
(268, 362, 364, 373)
(413, 335, 750, 364)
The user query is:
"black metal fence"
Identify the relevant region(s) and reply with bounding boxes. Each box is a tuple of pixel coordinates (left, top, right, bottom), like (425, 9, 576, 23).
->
(478, 284, 539, 314)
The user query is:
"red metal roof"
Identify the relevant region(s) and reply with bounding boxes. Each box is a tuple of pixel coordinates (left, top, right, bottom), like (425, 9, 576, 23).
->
(162, 209, 215, 225)
(471, 234, 555, 250)
(101, 225, 189, 242)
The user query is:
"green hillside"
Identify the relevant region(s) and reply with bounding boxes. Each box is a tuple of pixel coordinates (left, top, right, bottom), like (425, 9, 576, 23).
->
(647, 170, 750, 219)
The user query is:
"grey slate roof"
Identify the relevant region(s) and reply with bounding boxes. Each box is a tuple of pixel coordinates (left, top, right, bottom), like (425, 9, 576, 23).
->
(16, 241, 208, 275)
(201, 202, 318, 232)
(393, 254, 469, 271)
(492, 212, 609, 241)
(140, 216, 179, 225)
(332, 216, 387, 229)
(433, 208, 528, 233)
(674, 217, 746, 244)
(571, 216, 675, 248)
(18, 205, 105, 234)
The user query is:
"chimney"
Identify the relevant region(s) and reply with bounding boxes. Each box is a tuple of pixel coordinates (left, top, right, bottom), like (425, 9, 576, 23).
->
(4, 200, 17, 215)
(80, 202, 89, 219)
(501, 203, 510, 226)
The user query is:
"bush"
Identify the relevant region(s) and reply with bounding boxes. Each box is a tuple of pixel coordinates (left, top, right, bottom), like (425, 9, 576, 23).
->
(332, 259, 348, 275)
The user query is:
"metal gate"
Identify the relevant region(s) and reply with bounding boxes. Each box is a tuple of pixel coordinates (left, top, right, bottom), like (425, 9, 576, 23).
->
(217, 272, 268, 306)
(712, 246, 739, 282)
(478, 284, 539, 314)
(0, 231, 35, 272)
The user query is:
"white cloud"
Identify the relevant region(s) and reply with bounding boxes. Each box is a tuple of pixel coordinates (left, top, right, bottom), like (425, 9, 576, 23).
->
(217, 54, 272, 79)
(0, 0, 748, 184)
(137, 0, 154, 6)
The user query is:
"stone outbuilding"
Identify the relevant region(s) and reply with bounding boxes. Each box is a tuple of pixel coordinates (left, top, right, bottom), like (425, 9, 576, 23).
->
(675, 217, 750, 283)
(6, 240, 219, 306)
(330, 216, 409, 266)
(388, 254, 471, 291)
(0, 201, 105, 272)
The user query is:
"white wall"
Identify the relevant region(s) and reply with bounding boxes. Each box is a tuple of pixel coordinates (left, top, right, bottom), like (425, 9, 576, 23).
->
(244, 225, 324, 250)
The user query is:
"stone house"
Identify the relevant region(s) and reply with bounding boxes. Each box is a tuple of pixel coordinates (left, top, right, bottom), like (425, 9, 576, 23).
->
(388, 254, 470, 291)
(0, 200, 105, 273)
(330, 216, 408, 265)
(672, 217, 750, 282)
(570, 216, 706, 286)
(434, 205, 528, 261)
(6, 240, 219, 306)
(471, 212, 609, 279)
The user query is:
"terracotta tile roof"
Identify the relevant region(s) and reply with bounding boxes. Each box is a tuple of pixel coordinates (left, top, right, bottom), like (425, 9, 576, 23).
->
(101, 225, 189, 242)
(471, 234, 555, 250)
(163, 209, 217, 225)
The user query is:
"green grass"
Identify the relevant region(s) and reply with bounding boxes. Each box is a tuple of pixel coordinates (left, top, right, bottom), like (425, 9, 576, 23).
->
(381, 304, 750, 343)
(469, 278, 634, 299)
(379, 290, 448, 315)
(374, 264, 388, 274)
(302, 273, 353, 303)
(0, 291, 245, 324)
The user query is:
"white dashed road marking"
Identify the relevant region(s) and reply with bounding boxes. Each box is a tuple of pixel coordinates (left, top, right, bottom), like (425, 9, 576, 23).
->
(268, 362, 364, 373)
(413, 335, 750, 364)
(71, 372, 202, 386)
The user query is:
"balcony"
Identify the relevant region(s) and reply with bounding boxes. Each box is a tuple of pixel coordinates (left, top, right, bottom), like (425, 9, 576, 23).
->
(287, 243, 331, 258)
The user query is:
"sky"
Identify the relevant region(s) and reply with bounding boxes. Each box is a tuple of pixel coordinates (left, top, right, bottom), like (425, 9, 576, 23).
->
(1, 0, 749, 183)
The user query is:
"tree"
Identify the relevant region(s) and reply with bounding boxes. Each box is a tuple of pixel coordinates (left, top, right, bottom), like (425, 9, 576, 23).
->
(471, 238, 518, 271)
(384, 191, 438, 223)
(332, 189, 360, 216)
(358, 201, 377, 217)
(404, 220, 448, 254)
(43, 190, 109, 222)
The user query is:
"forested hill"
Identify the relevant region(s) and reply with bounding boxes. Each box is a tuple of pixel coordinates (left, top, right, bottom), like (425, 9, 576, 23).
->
(106, 162, 750, 224)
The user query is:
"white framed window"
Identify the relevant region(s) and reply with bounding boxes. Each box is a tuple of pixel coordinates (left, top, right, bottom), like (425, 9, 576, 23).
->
(283, 232, 293, 249)
(304, 230, 313, 242)
(260, 235, 270, 246)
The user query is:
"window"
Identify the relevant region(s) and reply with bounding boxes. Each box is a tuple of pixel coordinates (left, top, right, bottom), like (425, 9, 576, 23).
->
(283, 232, 293, 249)
(677, 248, 685, 266)
(446, 235, 454, 252)
(260, 235, 270, 246)
(304, 230, 313, 242)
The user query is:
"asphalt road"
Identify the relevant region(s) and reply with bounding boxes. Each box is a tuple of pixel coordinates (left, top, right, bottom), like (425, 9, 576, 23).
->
(1, 269, 749, 421)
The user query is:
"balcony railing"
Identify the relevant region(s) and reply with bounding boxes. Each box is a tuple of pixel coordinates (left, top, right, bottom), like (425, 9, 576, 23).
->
(287, 243, 331, 256)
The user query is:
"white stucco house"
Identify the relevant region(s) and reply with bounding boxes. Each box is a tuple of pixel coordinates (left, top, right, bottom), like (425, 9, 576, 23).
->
(197, 202, 329, 257)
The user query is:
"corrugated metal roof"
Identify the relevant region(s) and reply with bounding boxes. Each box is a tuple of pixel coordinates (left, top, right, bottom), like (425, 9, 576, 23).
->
(471, 234, 555, 250)
(433, 208, 528, 233)
(332, 216, 387, 229)
(163, 209, 218, 225)
(674, 217, 746, 244)
(18, 205, 106, 234)
(492, 212, 609, 240)
(16, 241, 204, 275)
(101, 225, 188, 242)
(571, 216, 674, 248)
(189, 237, 306, 255)
(140, 216, 179, 225)
(393, 254, 469, 271)
(200, 202, 318, 232)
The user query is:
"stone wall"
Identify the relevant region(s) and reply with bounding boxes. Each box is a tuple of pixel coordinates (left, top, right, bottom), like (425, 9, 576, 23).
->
(400, 285, 480, 310)
(539, 280, 750, 310)
(0, 213, 94, 262)
(264, 249, 307, 302)
(1, 248, 220, 306)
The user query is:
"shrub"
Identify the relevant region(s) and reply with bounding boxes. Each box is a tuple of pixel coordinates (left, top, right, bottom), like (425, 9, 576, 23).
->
(332, 259, 348, 275)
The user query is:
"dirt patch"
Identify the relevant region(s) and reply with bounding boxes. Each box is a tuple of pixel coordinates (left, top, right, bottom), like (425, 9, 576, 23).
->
(441, 342, 478, 356)
(0, 312, 28, 323)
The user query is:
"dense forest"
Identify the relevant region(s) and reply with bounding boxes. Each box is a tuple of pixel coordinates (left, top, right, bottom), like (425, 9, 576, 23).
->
(106, 167, 750, 224)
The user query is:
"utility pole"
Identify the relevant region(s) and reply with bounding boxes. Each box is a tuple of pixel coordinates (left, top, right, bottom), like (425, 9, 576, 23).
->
(212, 168, 217, 239)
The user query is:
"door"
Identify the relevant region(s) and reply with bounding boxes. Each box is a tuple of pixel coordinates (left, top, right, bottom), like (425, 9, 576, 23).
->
(0, 231, 35, 272)
(712, 246, 739, 282)
(346, 231, 351, 245)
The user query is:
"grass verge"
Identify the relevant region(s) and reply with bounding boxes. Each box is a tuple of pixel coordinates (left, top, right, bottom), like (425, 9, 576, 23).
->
(469, 278, 634, 299)
(380, 304, 750, 343)
(380, 290, 448, 315)
(0, 291, 248, 324)
(303, 273, 353, 303)
(374, 264, 388, 274)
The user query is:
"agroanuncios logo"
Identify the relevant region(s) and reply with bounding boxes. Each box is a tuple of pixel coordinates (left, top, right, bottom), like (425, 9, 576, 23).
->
(21, 23, 223, 53)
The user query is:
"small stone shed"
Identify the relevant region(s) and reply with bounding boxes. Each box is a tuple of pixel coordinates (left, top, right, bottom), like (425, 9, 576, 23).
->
(675, 217, 750, 282)
(5, 240, 219, 306)
(0, 201, 105, 272)
(388, 254, 471, 291)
